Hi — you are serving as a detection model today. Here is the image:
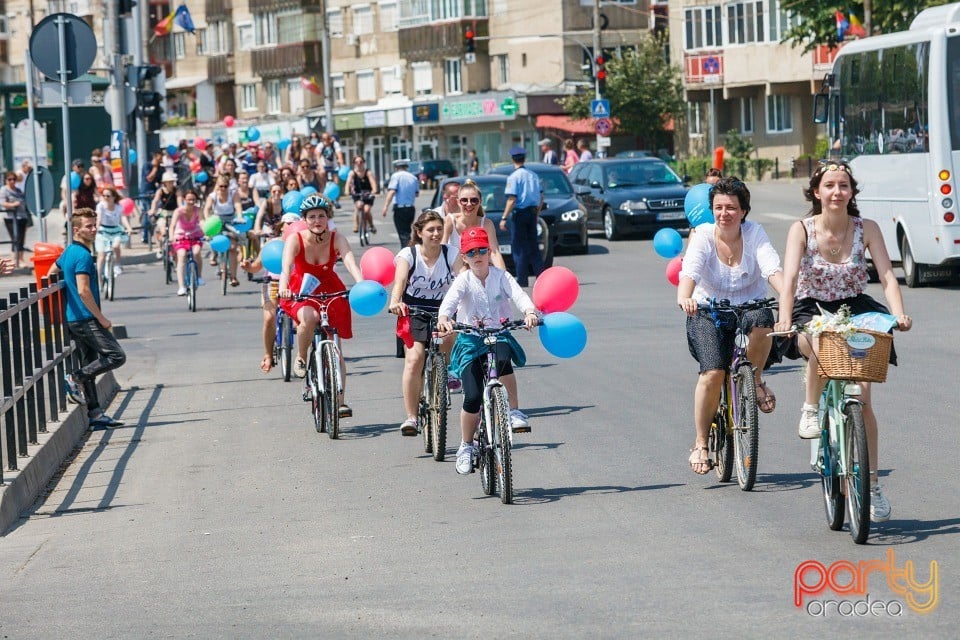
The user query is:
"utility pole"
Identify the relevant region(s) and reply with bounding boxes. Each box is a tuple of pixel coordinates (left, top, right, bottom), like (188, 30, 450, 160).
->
(320, 0, 334, 135)
(592, 0, 603, 156)
(131, 1, 147, 190)
(864, 0, 873, 36)
(104, 0, 126, 137)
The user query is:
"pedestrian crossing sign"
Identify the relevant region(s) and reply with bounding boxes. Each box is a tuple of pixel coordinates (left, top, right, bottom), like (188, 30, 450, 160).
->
(591, 99, 610, 119)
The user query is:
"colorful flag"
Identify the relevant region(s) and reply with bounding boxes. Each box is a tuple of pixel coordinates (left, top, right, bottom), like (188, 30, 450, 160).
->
(154, 10, 175, 38)
(835, 10, 850, 41)
(174, 5, 196, 34)
(848, 12, 867, 38)
(301, 76, 322, 95)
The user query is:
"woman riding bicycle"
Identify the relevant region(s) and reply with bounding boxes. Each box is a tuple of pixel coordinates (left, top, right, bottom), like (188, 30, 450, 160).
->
(677, 177, 785, 475)
(204, 176, 244, 286)
(169, 189, 205, 296)
(94, 186, 133, 279)
(773, 162, 912, 521)
(149, 171, 180, 252)
(278, 194, 363, 417)
(346, 157, 378, 234)
(437, 227, 539, 475)
(389, 210, 461, 436)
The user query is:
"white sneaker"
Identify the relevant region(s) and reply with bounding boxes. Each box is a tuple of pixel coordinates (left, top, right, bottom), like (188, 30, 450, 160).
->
(456, 442, 473, 475)
(155, 250, 163, 259)
(510, 409, 530, 433)
(177, 287, 187, 296)
(798, 404, 821, 439)
(113, 265, 123, 277)
(870, 484, 891, 522)
(197, 277, 206, 286)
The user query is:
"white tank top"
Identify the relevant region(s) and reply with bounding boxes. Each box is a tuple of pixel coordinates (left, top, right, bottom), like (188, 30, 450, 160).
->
(97, 201, 123, 227)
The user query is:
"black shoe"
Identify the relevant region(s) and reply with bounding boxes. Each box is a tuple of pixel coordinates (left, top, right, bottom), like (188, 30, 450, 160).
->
(89, 415, 125, 429)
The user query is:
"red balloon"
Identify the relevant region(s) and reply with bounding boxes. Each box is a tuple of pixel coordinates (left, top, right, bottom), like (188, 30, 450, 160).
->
(666, 256, 683, 287)
(532, 266, 579, 313)
(190, 161, 201, 173)
(360, 246, 397, 286)
(119, 197, 135, 215)
(194, 136, 207, 151)
(224, 115, 235, 127)
(283, 220, 307, 240)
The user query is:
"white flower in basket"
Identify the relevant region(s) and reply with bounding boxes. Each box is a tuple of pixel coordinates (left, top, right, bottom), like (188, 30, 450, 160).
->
(803, 304, 857, 338)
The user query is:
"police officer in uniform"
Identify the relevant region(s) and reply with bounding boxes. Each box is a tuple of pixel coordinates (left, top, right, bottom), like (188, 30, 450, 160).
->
(381, 159, 420, 247)
(499, 147, 544, 287)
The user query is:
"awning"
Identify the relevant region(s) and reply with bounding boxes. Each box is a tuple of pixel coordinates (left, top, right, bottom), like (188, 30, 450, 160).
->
(164, 75, 206, 91)
(535, 114, 596, 135)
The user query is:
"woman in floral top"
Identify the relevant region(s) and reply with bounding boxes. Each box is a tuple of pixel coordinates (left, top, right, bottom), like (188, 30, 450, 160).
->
(774, 162, 912, 522)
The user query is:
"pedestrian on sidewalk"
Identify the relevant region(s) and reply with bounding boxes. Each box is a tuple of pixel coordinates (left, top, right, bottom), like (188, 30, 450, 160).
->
(48, 208, 126, 429)
(1, 171, 30, 269)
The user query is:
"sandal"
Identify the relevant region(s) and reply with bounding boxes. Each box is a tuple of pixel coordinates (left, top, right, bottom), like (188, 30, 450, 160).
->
(689, 446, 713, 475)
(756, 381, 776, 414)
(230, 278, 240, 287)
(209, 257, 218, 266)
(400, 417, 418, 436)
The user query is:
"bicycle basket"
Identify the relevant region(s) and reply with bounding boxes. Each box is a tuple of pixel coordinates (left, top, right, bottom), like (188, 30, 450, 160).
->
(816, 329, 892, 383)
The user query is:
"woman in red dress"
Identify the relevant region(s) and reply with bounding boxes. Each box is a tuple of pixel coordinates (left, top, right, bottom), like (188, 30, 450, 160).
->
(278, 194, 363, 416)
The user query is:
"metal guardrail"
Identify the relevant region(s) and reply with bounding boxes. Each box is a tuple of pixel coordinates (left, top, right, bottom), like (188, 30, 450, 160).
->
(0, 275, 73, 481)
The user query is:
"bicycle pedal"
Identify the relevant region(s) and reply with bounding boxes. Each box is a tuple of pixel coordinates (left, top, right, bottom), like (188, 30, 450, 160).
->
(302, 390, 311, 402)
(511, 425, 531, 434)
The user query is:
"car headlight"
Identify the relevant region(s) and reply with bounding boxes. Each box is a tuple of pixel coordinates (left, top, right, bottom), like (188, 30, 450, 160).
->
(560, 209, 584, 222)
(619, 200, 648, 212)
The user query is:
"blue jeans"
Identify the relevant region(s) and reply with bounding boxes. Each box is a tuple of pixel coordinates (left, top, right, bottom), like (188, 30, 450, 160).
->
(509, 207, 543, 287)
(67, 319, 126, 417)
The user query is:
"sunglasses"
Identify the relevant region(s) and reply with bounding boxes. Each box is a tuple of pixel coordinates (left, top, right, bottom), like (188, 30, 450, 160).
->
(464, 247, 490, 258)
(459, 197, 480, 205)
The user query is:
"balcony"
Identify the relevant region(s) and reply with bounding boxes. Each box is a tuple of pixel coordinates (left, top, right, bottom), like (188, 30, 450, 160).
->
(249, 0, 322, 11)
(207, 54, 234, 84)
(205, 0, 232, 21)
(251, 41, 323, 79)
(399, 19, 486, 61)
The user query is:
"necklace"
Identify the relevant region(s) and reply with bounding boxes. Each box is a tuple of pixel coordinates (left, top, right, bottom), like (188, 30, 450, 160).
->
(715, 230, 741, 266)
(822, 217, 850, 257)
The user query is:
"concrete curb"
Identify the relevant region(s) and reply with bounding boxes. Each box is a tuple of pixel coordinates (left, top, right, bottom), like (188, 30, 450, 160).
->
(0, 371, 119, 535)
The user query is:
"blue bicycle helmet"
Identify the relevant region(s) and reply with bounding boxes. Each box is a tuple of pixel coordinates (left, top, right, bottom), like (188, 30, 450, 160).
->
(299, 193, 334, 215)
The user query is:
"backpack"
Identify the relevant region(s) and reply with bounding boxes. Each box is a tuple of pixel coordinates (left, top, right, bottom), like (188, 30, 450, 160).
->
(406, 244, 452, 290)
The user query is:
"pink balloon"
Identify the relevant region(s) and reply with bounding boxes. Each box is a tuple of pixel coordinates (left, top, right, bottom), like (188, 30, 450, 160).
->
(194, 136, 207, 151)
(666, 256, 683, 287)
(119, 197, 135, 215)
(532, 266, 579, 313)
(224, 115, 235, 127)
(360, 246, 397, 286)
(283, 220, 307, 240)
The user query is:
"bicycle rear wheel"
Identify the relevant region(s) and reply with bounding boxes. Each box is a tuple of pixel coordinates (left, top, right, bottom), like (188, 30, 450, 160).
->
(280, 314, 293, 382)
(490, 386, 513, 504)
(103, 254, 115, 301)
(844, 402, 871, 544)
(164, 241, 174, 285)
(711, 387, 734, 482)
(430, 352, 449, 462)
(733, 364, 759, 491)
(322, 342, 340, 439)
(309, 348, 323, 433)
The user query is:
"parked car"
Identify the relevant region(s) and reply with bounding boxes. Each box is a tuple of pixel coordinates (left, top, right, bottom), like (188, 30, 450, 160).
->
(486, 162, 589, 254)
(567, 158, 689, 240)
(430, 175, 554, 275)
(410, 159, 458, 189)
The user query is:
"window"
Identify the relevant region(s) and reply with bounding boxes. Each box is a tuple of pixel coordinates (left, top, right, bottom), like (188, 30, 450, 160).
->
(202, 20, 231, 55)
(288, 79, 304, 112)
(495, 54, 509, 85)
(740, 97, 754, 133)
(327, 9, 343, 37)
(254, 12, 277, 46)
(412, 62, 433, 96)
(379, 1, 398, 31)
(381, 66, 403, 96)
(241, 84, 258, 112)
(357, 70, 376, 102)
(174, 33, 186, 59)
(684, 5, 722, 50)
(267, 80, 281, 114)
(767, 0, 800, 42)
(331, 74, 346, 103)
(353, 5, 373, 35)
(399, 0, 488, 27)
(444, 58, 462, 94)
(237, 23, 254, 51)
(688, 102, 704, 136)
(766, 94, 792, 133)
(278, 10, 304, 44)
(727, 1, 765, 46)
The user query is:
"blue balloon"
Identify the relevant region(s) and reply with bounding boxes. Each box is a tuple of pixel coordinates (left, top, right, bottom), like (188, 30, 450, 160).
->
(538, 312, 587, 358)
(209, 234, 231, 253)
(349, 280, 388, 316)
(128, 148, 137, 165)
(260, 239, 284, 275)
(232, 218, 252, 234)
(243, 206, 259, 217)
(653, 228, 684, 259)
(277, 138, 291, 151)
(282, 191, 305, 213)
(685, 183, 714, 228)
(323, 182, 341, 201)
(300, 186, 317, 197)
(195, 170, 209, 184)
(337, 165, 350, 182)
(247, 127, 261, 142)
(70, 172, 81, 190)
(166, 144, 177, 156)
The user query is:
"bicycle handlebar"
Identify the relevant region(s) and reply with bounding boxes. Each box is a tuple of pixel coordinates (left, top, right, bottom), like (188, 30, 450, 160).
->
(697, 297, 778, 312)
(293, 290, 349, 302)
(450, 319, 541, 336)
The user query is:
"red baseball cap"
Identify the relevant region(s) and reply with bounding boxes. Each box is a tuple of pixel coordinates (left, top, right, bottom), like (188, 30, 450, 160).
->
(460, 227, 490, 254)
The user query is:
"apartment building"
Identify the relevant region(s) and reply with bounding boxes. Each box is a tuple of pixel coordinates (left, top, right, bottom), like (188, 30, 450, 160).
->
(670, 0, 834, 165)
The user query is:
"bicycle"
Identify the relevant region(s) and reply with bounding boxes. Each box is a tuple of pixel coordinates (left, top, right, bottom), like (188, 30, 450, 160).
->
(274, 304, 295, 381)
(408, 307, 449, 462)
(770, 323, 895, 544)
(160, 234, 174, 285)
(295, 291, 349, 438)
(355, 192, 375, 247)
(450, 319, 536, 505)
(699, 298, 777, 491)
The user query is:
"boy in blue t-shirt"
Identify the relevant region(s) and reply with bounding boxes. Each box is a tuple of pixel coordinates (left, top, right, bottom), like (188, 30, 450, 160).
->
(49, 208, 126, 429)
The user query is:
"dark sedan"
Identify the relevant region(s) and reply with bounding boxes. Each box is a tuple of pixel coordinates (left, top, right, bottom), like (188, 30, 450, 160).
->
(568, 158, 689, 240)
(430, 175, 554, 275)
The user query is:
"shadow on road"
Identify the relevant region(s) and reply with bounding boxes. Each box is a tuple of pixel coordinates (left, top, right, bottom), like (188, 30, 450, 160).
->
(870, 518, 960, 545)
(337, 422, 396, 439)
(523, 404, 594, 418)
(749, 472, 821, 492)
(511, 483, 684, 505)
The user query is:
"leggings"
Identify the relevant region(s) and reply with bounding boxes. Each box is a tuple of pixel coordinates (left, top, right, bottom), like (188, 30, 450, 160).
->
(461, 342, 514, 414)
(4, 217, 27, 252)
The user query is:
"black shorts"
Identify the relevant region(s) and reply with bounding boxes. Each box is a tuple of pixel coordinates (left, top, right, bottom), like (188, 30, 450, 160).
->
(686, 307, 774, 373)
(352, 194, 375, 205)
(778, 294, 897, 365)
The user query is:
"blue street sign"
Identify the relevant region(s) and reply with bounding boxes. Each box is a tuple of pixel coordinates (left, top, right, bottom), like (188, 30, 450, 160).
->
(591, 99, 611, 119)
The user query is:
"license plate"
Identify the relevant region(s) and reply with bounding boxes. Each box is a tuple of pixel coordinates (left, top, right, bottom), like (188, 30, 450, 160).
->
(500, 244, 512, 255)
(657, 211, 686, 221)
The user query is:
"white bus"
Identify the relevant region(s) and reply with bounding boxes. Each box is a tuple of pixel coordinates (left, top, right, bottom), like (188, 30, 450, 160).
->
(814, 3, 960, 286)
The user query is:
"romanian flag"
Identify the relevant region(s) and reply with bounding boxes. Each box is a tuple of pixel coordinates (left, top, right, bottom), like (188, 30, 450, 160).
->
(301, 76, 322, 95)
(154, 10, 175, 38)
(835, 10, 850, 41)
(154, 5, 195, 38)
(848, 12, 867, 38)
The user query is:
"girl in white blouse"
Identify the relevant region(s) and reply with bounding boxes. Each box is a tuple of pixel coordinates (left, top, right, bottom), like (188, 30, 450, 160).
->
(676, 177, 786, 475)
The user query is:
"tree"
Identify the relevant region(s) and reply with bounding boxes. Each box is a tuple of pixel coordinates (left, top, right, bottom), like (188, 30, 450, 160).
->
(780, 1, 951, 53)
(560, 33, 684, 149)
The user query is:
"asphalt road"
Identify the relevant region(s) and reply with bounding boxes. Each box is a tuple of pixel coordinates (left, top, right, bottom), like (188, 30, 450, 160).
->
(0, 183, 957, 637)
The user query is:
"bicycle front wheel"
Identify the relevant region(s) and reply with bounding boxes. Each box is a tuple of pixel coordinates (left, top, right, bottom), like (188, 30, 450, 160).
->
(164, 242, 173, 285)
(187, 260, 198, 312)
(733, 364, 759, 491)
(220, 252, 228, 295)
(844, 402, 871, 544)
(322, 342, 340, 439)
(490, 386, 513, 504)
(429, 352, 449, 462)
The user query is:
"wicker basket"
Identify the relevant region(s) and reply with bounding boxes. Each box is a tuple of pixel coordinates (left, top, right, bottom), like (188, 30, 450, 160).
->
(816, 329, 892, 383)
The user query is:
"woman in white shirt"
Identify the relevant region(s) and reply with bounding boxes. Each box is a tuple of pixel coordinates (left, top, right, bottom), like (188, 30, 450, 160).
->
(676, 177, 785, 475)
(94, 186, 133, 278)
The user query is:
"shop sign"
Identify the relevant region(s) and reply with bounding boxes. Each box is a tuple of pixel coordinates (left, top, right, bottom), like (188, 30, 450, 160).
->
(440, 92, 519, 124)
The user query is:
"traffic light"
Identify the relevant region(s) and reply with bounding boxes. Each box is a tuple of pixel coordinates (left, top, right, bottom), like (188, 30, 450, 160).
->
(119, 0, 137, 15)
(465, 28, 476, 54)
(134, 65, 166, 131)
(596, 55, 607, 96)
